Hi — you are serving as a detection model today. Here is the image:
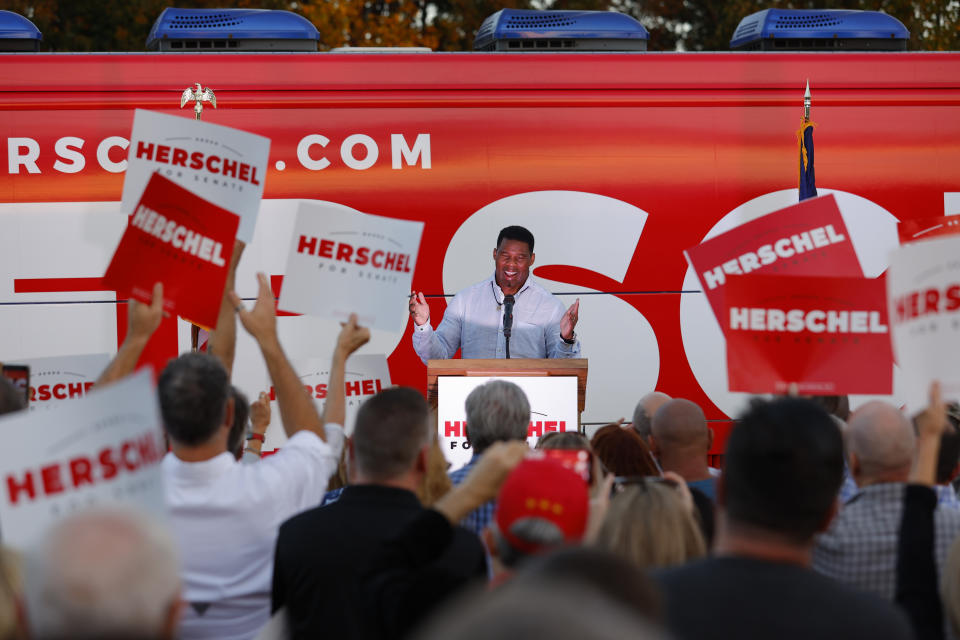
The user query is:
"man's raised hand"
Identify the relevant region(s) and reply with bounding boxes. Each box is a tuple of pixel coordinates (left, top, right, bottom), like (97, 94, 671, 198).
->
(561, 298, 580, 341)
(408, 291, 430, 327)
(337, 313, 371, 358)
(250, 391, 271, 435)
(911, 381, 949, 486)
(128, 282, 164, 342)
(95, 282, 164, 387)
(916, 380, 948, 440)
(229, 273, 277, 346)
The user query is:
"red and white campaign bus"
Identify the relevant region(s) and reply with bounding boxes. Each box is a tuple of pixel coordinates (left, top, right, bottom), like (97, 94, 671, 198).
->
(2, 48, 959, 452)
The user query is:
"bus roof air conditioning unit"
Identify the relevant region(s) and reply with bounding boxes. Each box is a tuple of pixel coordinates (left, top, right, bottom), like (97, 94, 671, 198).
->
(730, 9, 908, 51)
(0, 10, 41, 52)
(474, 9, 648, 52)
(147, 8, 319, 52)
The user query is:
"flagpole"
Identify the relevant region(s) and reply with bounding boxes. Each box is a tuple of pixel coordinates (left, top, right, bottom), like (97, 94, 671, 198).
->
(798, 80, 817, 201)
(181, 83, 217, 351)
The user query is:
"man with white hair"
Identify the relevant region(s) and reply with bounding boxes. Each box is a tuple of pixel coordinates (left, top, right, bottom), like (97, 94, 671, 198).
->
(24, 507, 181, 640)
(813, 400, 960, 600)
(450, 379, 531, 535)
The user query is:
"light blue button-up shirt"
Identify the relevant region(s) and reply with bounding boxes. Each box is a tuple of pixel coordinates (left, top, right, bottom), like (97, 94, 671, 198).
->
(412, 274, 580, 363)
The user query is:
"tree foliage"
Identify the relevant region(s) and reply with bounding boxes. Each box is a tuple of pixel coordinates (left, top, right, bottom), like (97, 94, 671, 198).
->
(5, 0, 959, 52)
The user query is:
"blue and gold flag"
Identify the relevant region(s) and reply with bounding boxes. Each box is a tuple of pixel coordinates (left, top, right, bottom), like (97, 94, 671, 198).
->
(798, 120, 817, 201)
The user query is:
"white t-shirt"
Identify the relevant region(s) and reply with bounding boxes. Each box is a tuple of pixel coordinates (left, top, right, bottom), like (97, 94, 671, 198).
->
(163, 427, 343, 640)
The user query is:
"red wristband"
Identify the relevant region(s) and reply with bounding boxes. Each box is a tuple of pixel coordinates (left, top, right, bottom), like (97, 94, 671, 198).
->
(247, 432, 265, 443)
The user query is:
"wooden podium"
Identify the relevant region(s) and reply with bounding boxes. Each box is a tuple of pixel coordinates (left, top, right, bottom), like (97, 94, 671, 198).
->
(427, 358, 588, 427)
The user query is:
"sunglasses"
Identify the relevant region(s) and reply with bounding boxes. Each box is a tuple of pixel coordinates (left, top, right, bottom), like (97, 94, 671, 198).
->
(610, 475, 680, 496)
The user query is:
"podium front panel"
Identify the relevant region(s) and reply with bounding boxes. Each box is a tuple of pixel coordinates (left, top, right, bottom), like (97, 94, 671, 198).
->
(437, 375, 578, 472)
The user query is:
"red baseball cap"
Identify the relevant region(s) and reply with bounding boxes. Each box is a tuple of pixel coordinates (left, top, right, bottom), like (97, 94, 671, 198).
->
(494, 458, 590, 555)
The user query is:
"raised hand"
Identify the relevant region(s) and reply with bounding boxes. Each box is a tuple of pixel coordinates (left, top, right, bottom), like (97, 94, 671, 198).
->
(561, 298, 580, 341)
(229, 273, 277, 346)
(250, 391, 271, 435)
(337, 313, 371, 358)
(408, 291, 430, 327)
(912, 381, 948, 486)
(128, 282, 164, 342)
(916, 381, 947, 440)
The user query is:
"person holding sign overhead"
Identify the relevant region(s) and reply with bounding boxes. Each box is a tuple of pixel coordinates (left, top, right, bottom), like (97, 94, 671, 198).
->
(409, 225, 581, 362)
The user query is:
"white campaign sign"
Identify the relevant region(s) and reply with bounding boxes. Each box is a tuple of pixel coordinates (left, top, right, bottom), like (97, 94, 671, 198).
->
(437, 376, 578, 472)
(279, 202, 423, 332)
(260, 354, 391, 451)
(0, 370, 166, 548)
(24, 353, 110, 410)
(887, 235, 960, 410)
(122, 109, 270, 243)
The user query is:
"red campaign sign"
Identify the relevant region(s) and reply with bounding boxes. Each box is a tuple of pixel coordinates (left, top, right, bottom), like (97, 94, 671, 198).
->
(724, 274, 893, 395)
(103, 173, 238, 329)
(685, 194, 863, 328)
(898, 215, 960, 244)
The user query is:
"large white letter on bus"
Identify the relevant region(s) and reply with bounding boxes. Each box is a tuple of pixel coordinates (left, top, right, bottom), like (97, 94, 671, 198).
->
(8, 138, 40, 174)
(53, 137, 85, 174)
(97, 136, 128, 173)
(297, 134, 331, 171)
(341, 134, 378, 170)
(391, 134, 431, 169)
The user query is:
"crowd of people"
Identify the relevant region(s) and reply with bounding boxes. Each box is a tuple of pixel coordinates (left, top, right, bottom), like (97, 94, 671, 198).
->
(1, 237, 960, 640)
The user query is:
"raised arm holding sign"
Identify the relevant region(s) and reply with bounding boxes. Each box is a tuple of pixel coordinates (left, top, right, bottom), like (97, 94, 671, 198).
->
(207, 240, 246, 377)
(96, 282, 164, 387)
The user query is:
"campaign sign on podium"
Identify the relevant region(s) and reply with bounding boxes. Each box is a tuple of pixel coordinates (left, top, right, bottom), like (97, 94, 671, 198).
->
(0, 370, 166, 548)
(438, 376, 578, 472)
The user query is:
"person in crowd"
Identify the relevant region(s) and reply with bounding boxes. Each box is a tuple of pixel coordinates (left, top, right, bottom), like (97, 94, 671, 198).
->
(655, 396, 914, 640)
(419, 433, 453, 506)
(509, 546, 663, 622)
(0, 546, 23, 640)
(23, 507, 180, 640)
(449, 379, 531, 535)
(932, 403, 960, 508)
(595, 478, 706, 569)
(153, 273, 365, 638)
(226, 386, 251, 459)
(359, 441, 529, 638)
(485, 457, 590, 579)
(272, 385, 486, 639)
(0, 378, 24, 417)
(650, 399, 716, 500)
(813, 400, 960, 602)
(408, 225, 581, 362)
(412, 579, 665, 640)
(237, 391, 271, 462)
(890, 382, 950, 640)
(631, 391, 671, 448)
(944, 537, 960, 637)
(591, 423, 659, 478)
(810, 395, 851, 422)
(536, 430, 590, 450)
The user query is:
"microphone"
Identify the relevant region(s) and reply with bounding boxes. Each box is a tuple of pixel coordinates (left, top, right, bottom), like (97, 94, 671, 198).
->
(503, 295, 514, 359)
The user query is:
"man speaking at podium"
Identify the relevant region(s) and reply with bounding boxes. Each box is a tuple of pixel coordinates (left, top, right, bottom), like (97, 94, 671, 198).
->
(409, 225, 581, 363)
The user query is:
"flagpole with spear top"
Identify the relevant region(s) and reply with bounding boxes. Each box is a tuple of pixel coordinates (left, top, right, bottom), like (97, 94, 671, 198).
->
(798, 79, 817, 201)
(180, 83, 218, 351)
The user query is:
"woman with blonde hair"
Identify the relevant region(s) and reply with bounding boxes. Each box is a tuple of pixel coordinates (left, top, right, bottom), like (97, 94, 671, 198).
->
(593, 478, 706, 570)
